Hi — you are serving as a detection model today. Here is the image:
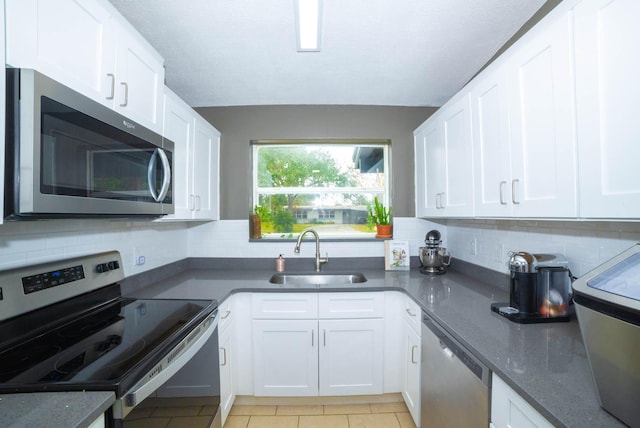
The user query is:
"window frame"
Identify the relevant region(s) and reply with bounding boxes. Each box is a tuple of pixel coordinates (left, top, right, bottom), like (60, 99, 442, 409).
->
(250, 139, 392, 240)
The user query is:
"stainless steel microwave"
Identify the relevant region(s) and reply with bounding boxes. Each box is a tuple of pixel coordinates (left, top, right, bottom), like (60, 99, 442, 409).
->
(5, 68, 174, 219)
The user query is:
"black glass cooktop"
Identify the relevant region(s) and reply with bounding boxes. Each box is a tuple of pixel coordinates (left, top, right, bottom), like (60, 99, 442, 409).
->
(0, 286, 216, 396)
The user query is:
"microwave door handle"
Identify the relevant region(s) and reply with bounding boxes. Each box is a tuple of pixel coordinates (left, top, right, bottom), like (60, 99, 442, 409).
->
(147, 149, 160, 201)
(157, 148, 171, 202)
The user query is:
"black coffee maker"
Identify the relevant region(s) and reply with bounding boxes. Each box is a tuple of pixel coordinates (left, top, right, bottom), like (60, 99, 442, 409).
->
(491, 252, 573, 323)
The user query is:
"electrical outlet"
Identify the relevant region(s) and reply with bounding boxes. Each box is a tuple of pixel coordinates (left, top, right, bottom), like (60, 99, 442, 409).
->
(470, 238, 478, 255)
(134, 247, 146, 266)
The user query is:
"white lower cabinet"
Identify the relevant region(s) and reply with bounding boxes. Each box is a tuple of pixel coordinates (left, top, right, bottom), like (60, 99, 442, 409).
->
(251, 292, 385, 397)
(491, 374, 554, 428)
(253, 319, 319, 396)
(218, 298, 235, 426)
(401, 297, 421, 426)
(319, 318, 384, 396)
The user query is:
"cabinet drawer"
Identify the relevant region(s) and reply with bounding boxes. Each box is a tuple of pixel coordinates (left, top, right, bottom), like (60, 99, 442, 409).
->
(252, 293, 318, 319)
(318, 292, 385, 319)
(403, 296, 421, 333)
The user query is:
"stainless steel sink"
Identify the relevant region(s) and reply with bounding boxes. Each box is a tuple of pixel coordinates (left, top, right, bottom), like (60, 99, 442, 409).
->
(269, 272, 367, 285)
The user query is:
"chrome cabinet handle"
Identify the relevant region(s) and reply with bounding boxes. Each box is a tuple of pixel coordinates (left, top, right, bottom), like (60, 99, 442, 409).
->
(440, 193, 446, 209)
(411, 345, 418, 364)
(189, 195, 196, 211)
(512, 179, 520, 204)
(220, 347, 227, 366)
(221, 310, 231, 319)
(323, 329, 327, 347)
(120, 81, 128, 107)
(106, 73, 115, 100)
(435, 193, 440, 209)
(499, 181, 507, 205)
(195, 195, 201, 211)
(312, 330, 314, 347)
(406, 308, 416, 317)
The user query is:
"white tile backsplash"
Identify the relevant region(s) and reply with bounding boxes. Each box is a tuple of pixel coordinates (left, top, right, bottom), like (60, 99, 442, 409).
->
(445, 219, 640, 277)
(2, 216, 636, 280)
(187, 217, 444, 260)
(0, 219, 188, 275)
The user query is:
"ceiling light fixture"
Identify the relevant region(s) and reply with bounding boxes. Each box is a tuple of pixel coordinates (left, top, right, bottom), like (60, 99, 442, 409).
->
(295, 0, 322, 52)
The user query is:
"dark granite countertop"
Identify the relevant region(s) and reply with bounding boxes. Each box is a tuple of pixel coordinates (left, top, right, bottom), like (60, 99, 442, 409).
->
(0, 391, 114, 428)
(123, 259, 624, 428)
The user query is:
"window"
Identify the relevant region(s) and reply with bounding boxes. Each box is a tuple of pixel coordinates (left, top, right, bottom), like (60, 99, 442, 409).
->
(251, 139, 390, 239)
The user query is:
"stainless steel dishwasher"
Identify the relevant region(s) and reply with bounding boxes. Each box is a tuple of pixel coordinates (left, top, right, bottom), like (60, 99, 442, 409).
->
(421, 312, 490, 427)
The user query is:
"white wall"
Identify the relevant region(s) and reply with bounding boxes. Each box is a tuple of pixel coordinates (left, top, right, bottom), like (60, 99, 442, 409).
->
(187, 217, 442, 261)
(0, 219, 188, 275)
(446, 219, 640, 277)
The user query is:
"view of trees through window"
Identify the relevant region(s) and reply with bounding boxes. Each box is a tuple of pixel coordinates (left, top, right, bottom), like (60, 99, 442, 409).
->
(251, 140, 390, 239)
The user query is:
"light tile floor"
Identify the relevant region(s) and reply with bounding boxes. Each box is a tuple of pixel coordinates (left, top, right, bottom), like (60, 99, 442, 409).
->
(124, 399, 417, 428)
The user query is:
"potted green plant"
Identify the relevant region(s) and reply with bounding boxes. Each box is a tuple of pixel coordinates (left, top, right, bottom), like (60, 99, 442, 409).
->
(368, 197, 392, 238)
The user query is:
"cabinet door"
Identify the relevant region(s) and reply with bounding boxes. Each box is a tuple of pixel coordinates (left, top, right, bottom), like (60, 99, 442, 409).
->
(402, 321, 421, 426)
(506, 14, 577, 217)
(414, 116, 439, 217)
(471, 67, 512, 217)
(425, 119, 446, 216)
(161, 89, 196, 220)
(253, 319, 318, 396)
(574, 0, 640, 218)
(491, 374, 554, 428)
(192, 117, 221, 220)
(5, 0, 116, 104)
(438, 93, 474, 217)
(219, 323, 234, 426)
(318, 319, 384, 396)
(113, 25, 164, 133)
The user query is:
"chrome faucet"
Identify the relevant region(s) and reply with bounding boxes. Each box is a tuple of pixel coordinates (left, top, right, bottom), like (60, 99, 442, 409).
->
(294, 227, 329, 272)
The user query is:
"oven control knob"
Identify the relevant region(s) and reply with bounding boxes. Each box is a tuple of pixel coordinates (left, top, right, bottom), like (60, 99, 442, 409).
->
(108, 261, 120, 270)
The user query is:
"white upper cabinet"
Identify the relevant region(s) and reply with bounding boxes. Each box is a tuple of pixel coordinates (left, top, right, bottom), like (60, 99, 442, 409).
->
(414, 115, 440, 217)
(573, 0, 640, 218)
(160, 88, 220, 221)
(192, 116, 221, 220)
(505, 10, 577, 217)
(5, 0, 164, 133)
(414, 92, 474, 218)
(471, 67, 512, 217)
(437, 93, 474, 217)
(6, 0, 116, 103)
(111, 22, 164, 132)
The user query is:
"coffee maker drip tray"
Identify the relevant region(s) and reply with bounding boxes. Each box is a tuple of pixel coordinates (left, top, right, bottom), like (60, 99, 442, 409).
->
(490, 302, 571, 324)
(420, 265, 446, 275)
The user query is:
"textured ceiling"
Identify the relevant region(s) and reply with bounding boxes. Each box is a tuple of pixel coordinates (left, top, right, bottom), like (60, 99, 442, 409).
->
(108, 0, 547, 107)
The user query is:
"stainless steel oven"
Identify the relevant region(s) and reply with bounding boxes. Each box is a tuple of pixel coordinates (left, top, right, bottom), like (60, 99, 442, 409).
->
(5, 68, 174, 219)
(0, 251, 220, 428)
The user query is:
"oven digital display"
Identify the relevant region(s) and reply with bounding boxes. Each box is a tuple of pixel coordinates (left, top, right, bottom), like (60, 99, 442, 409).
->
(22, 265, 85, 294)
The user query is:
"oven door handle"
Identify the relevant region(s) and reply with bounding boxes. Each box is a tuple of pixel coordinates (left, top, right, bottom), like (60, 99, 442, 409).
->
(114, 310, 219, 419)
